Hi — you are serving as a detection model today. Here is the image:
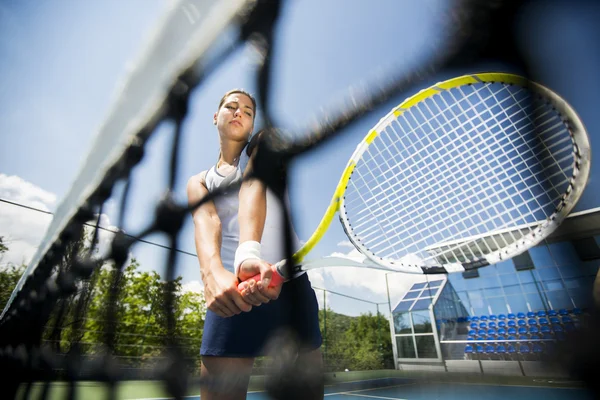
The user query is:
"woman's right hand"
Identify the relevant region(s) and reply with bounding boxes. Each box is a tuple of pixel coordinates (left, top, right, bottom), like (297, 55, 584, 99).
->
(204, 266, 253, 317)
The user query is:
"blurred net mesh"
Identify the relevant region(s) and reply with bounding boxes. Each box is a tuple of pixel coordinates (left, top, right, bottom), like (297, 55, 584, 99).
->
(1, 0, 598, 399)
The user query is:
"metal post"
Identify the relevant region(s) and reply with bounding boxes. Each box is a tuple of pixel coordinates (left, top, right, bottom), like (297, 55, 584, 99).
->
(323, 289, 327, 368)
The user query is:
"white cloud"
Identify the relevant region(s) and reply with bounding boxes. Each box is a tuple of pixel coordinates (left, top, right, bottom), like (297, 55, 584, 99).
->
(0, 174, 56, 266)
(182, 279, 204, 294)
(336, 240, 354, 248)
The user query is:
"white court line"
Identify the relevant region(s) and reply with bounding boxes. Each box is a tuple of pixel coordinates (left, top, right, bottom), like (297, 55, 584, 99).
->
(325, 382, 415, 398)
(337, 393, 407, 399)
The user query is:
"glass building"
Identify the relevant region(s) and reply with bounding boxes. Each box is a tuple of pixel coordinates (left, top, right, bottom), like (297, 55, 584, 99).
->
(389, 208, 600, 365)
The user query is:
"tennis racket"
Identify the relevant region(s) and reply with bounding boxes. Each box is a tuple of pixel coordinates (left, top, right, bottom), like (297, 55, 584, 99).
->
(240, 72, 591, 289)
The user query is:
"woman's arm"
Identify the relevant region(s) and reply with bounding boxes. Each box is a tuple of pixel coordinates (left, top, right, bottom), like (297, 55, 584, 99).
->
(187, 172, 252, 317)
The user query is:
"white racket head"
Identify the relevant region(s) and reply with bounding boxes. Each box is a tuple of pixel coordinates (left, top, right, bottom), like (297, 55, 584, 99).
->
(338, 73, 591, 274)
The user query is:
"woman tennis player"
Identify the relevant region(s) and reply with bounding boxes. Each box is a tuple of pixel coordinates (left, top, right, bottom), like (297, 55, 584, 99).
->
(187, 89, 323, 399)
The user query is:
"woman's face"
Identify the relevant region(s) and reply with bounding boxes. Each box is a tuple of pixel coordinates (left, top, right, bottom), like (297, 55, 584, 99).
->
(213, 92, 255, 142)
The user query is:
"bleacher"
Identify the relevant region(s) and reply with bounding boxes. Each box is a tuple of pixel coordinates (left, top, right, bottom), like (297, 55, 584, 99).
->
(452, 308, 584, 361)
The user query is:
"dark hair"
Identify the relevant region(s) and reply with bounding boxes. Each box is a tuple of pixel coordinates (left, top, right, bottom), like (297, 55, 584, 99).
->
(217, 89, 257, 116)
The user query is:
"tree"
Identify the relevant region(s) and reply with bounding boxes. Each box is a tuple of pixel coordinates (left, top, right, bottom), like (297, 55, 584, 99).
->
(0, 237, 26, 311)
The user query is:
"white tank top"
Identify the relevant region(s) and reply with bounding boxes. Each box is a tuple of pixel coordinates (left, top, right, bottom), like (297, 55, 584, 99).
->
(204, 148, 301, 274)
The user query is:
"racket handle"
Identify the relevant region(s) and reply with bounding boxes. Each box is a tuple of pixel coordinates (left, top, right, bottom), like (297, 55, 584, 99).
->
(238, 265, 285, 290)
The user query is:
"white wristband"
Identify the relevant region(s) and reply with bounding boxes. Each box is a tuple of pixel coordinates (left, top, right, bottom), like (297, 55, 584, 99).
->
(234, 240, 261, 276)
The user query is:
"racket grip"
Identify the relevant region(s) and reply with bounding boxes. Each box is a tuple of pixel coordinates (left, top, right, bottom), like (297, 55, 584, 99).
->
(237, 265, 285, 291)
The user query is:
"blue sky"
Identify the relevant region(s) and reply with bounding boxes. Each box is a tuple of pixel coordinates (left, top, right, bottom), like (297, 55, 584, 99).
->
(1, 0, 599, 317)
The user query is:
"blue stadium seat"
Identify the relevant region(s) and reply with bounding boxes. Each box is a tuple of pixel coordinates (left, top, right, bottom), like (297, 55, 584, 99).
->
(519, 335, 529, 341)
(542, 333, 554, 340)
(527, 311, 536, 318)
(519, 344, 531, 354)
(496, 344, 507, 355)
(478, 329, 487, 337)
(537, 310, 547, 317)
(489, 315, 497, 321)
(507, 327, 517, 335)
(496, 335, 506, 341)
(529, 326, 539, 334)
(572, 308, 582, 315)
(559, 309, 569, 316)
(518, 326, 528, 335)
(480, 315, 488, 321)
(468, 329, 477, 336)
(476, 344, 485, 354)
(472, 316, 480, 322)
(465, 344, 474, 354)
(552, 324, 563, 333)
(539, 317, 549, 325)
(530, 334, 541, 340)
(508, 320, 516, 327)
(497, 327, 507, 336)
(498, 321, 507, 328)
(517, 312, 526, 319)
(507, 313, 516, 320)
(507, 345, 516, 354)
(518, 319, 527, 327)
(479, 322, 487, 329)
(532, 343, 543, 355)
(507, 335, 517, 341)
(527, 318, 538, 325)
(466, 316, 473, 322)
(548, 309, 558, 317)
(477, 336, 487, 341)
(549, 317, 560, 325)
(488, 321, 497, 329)
(540, 325, 551, 334)
(498, 314, 507, 320)
(485, 345, 495, 355)
(467, 336, 475, 341)
(487, 328, 497, 336)
(562, 316, 573, 324)
(470, 322, 478, 329)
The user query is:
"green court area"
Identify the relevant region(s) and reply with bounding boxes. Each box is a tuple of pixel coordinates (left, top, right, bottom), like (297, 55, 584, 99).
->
(19, 370, 593, 400)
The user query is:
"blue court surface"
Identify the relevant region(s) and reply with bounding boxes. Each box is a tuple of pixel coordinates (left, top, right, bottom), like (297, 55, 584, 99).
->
(129, 376, 593, 400)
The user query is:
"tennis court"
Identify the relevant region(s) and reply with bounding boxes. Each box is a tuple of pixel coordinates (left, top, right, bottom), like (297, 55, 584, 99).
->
(22, 371, 594, 400)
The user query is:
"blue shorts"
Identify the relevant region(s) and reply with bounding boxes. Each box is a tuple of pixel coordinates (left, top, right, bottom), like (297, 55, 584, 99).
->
(200, 273, 322, 357)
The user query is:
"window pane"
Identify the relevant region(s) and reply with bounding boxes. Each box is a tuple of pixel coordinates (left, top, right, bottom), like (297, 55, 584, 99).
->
(525, 292, 546, 312)
(411, 298, 432, 311)
(517, 270, 535, 283)
(546, 291, 573, 310)
(522, 283, 541, 294)
(538, 267, 561, 281)
(429, 280, 444, 288)
(559, 264, 584, 279)
(393, 312, 412, 334)
(488, 297, 509, 314)
(415, 335, 438, 359)
(496, 260, 515, 274)
(486, 287, 504, 297)
(529, 246, 555, 268)
(543, 279, 564, 291)
(547, 242, 579, 266)
(507, 293, 528, 314)
(394, 300, 414, 312)
(499, 273, 519, 286)
(514, 251, 535, 271)
(396, 336, 416, 358)
(411, 282, 427, 290)
(412, 310, 433, 333)
(403, 291, 420, 300)
(503, 284, 522, 295)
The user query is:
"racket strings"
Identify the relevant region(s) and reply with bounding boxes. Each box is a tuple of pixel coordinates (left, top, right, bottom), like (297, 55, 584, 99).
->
(345, 85, 551, 216)
(349, 94, 569, 234)
(359, 123, 570, 262)
(342, 82, 576, 265)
